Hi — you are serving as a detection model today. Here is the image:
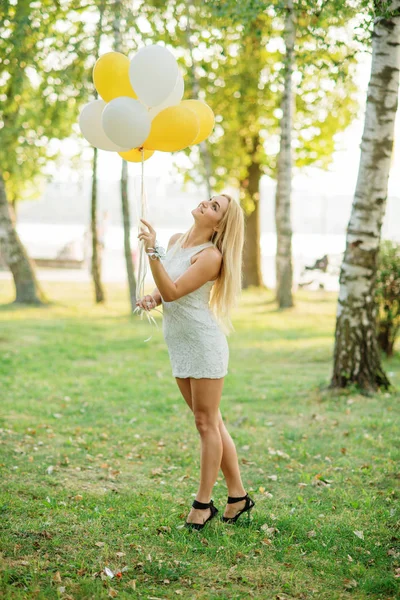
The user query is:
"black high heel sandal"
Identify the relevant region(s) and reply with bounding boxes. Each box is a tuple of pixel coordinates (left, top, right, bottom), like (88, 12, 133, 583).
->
(221, 492, 255, 523)
(184, 498, 219, 531)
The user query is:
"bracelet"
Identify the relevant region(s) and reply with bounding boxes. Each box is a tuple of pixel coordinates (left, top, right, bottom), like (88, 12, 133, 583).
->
(146, 240, 166, 261)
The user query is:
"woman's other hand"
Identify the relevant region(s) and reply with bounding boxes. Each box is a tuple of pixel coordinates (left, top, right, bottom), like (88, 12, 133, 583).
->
(135, 294, 157, 311)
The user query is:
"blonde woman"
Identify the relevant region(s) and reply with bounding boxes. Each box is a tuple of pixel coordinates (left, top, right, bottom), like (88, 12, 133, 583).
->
(136, 194, 255, 530)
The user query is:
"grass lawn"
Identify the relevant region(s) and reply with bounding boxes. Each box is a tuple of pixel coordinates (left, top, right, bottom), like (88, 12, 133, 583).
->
(0, 281, 399, 599)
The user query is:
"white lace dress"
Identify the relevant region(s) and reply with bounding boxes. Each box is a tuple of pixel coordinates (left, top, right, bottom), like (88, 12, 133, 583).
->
(161, 240, 229, 379)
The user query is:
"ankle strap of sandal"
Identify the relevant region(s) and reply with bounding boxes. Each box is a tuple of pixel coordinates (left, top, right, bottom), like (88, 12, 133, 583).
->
(192, 498, 213, 510)
(227, 493, 248, 503)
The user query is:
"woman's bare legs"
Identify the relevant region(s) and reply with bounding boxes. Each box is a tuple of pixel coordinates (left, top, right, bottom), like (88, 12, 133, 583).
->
(175, 377, 247, 523)
(217, 414, 247, 517)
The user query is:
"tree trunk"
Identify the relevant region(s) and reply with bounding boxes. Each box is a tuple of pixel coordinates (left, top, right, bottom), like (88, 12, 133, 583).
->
(377, 322, 395, 357)
(121, 159, 136, 310)
(114, 0, 136, 311)
(275, 0, 295, 308)
(241, 152, 263, 289)
(11, 196, 17, 224)
(0, 172, 46, 304)
(186, 0, 212, 197)
(330, 6, 400, 391)
(91, 146, 105, 303)
(90, 0, 106, 304)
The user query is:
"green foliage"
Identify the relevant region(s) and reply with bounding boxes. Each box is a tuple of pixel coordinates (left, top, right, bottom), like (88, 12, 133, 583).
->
(1, 0, 387, 207)
(0, 0, 166, 204)
(0, 0, 109, 204)
(150, 0, 360, 196)
(376, 240, 400, 357)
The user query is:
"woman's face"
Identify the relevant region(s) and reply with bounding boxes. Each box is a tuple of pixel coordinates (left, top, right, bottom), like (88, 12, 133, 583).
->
(192, 195, 229, 229)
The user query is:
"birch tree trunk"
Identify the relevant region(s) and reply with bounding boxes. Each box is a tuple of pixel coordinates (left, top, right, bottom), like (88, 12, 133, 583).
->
(331, 4, 400, 391)
(91, 1, 106, 304)
(275, 0, 295, 308)
(91, 146, 105, 303)
(114, 0, 136, 311)
(0, 172, 46, 304)
(121, 159, 136, 309)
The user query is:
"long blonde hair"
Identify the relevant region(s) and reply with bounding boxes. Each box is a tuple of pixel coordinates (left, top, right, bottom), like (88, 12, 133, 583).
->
(170, 193, 244, 336)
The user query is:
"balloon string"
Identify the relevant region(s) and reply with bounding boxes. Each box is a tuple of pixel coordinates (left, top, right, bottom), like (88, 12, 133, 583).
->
(132, 147, 160, 342)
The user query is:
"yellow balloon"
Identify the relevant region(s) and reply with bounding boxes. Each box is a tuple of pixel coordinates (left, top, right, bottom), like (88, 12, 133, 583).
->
(181, 100, 215, 144)
(93, 52, 137, 102)
(143, 105, 200, 152)
(118, 148, 154, 162)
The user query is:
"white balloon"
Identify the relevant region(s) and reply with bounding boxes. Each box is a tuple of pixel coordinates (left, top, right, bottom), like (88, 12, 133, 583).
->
(148, 70, 184, 120)
(102, 97, 151, 149)
(129, 44, 179, 108)
(78, 99, 128, 152)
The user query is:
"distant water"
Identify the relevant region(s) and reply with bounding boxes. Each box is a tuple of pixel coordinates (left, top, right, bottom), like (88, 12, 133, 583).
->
(1, 223, 347, 291)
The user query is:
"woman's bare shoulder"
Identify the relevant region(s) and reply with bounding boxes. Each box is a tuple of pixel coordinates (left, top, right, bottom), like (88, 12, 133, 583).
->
(210, 245, 222, 259)
(191, 245, 222, 269)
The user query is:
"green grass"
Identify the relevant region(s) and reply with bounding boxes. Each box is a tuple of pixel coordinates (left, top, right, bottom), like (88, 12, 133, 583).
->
(0, 281, 399, 599)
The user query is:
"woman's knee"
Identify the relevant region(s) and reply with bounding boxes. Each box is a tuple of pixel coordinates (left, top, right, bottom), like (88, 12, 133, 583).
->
(194, 410, 219, 434)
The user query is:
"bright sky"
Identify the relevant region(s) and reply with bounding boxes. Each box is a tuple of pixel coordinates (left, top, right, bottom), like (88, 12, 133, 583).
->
(292, 51, 400, 196)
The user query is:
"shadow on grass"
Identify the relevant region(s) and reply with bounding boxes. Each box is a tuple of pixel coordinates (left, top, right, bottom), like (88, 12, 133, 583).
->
(0, 300, 56, 311)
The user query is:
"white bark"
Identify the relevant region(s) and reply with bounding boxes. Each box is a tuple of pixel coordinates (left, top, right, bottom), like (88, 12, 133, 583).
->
(114, 0, 136, 310)
(331, 3, 400, 390)
(275, 0, 295, 308)
(91, 1, 106, 304)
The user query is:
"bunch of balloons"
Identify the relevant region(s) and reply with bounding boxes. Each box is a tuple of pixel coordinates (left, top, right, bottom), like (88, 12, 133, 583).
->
(78, 44, 215, 162)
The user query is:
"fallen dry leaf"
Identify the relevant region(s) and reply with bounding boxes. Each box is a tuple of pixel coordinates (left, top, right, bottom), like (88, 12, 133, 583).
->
(261, 538, 273, 546)
(151, 467, 163, 476)
(104, 566, 114, 578)
(343, 578, 358, 590)
(353, 530, 364, 540)
(128, 580, 137, 590)
(156, 526, 171, 534)
(307, 530, 317, 538)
